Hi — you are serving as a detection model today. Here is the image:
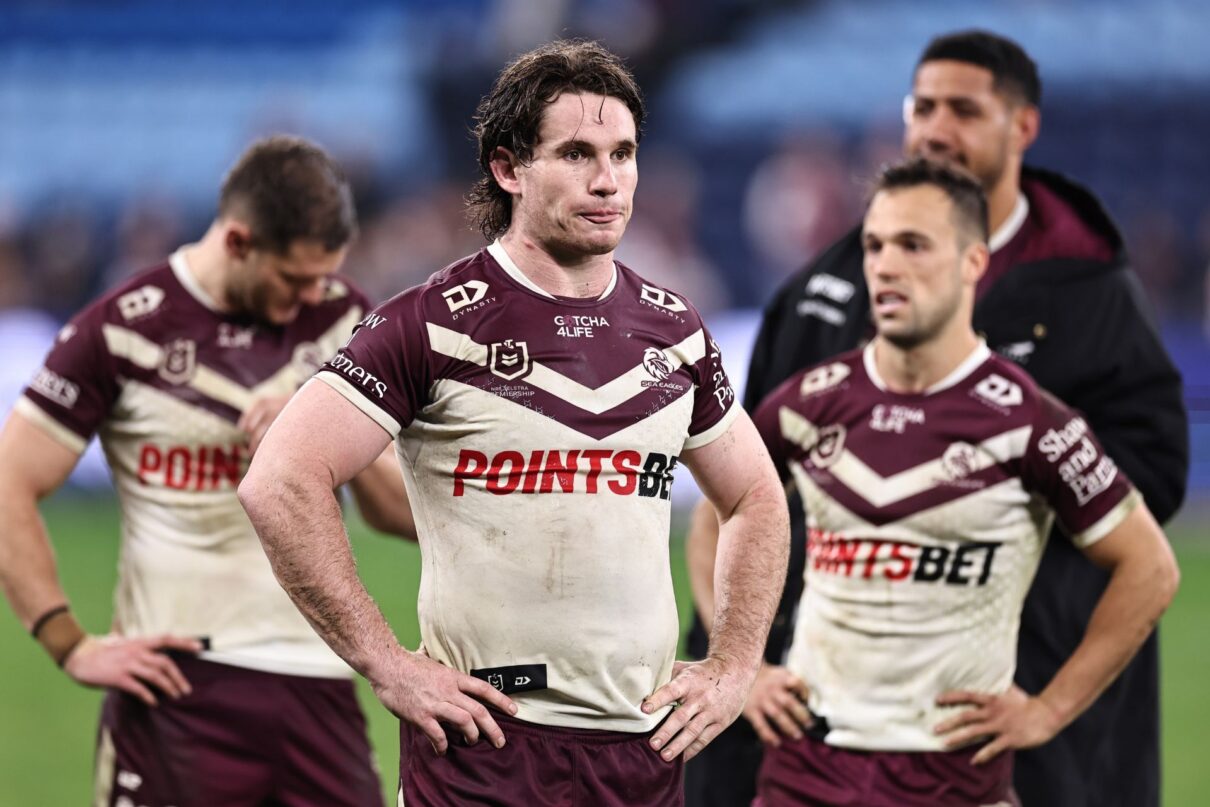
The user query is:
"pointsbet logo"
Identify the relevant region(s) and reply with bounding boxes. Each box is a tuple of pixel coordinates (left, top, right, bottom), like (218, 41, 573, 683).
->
(137, 443, 245, 490)
(452, 449, 677, 499)
(807, 529, 1002, 586)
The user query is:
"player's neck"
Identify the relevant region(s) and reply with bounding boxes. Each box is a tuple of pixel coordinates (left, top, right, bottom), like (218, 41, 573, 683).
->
(178, 225, 237, 312)
(498, 232, 615, 299)
(873, 326, 982, 394)
(986, 172, 1022, 237)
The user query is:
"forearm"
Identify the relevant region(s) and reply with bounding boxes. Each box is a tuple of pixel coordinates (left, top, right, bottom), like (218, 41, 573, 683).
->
(686, 498, 721, 634)
(1036, 546, 1178, 729)
(708, 481, 790, 670)
(0, 493, 71, 627)
(240, 468, 403, 682)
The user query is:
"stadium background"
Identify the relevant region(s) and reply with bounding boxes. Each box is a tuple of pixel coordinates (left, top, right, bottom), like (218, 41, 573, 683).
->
(0, 1, 1207, 803)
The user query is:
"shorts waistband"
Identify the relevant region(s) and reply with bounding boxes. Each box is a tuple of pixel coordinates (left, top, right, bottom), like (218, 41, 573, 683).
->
(492, 711, 652, 745)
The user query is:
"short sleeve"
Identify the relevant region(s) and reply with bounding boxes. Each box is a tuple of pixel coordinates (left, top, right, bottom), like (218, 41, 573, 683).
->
(751, 388, 794, 484)
(315, 293, 431, 437)
(1022, 390, 1140, 548)
(17, 303, 120, 453)
(683, 324, 739, 450)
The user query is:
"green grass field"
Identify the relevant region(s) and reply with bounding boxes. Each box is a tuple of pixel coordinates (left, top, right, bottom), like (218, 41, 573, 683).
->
(2, 494, 1207, 805)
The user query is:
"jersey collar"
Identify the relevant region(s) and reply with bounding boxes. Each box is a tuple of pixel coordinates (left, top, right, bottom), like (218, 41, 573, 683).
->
(864, 339, 992, 395)
(488, 240, 617, 301)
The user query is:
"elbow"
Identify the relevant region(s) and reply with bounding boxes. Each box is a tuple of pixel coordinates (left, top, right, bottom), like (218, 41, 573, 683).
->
(237, 462, 274, 525)
(1157, 554, 1181, 615)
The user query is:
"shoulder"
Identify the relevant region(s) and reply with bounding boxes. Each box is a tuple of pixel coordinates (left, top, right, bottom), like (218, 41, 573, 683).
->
(766, 227, 864, 313)
(964, 352, 1047, 425)
(761, 347, 863, 415)
(66, 262, 179, 338)
(614, 260, 713, 338)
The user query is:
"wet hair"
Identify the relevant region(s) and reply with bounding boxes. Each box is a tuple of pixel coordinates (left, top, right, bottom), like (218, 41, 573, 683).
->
(917, 30, 1041, 107)
(218, 135, 357, 255)
(874, 157, 989, 244)
(468, 39, 645, 241)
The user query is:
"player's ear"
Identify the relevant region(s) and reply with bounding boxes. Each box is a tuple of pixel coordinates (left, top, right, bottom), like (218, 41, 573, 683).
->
(224, 222, 255, 261)
(961, 239, 989, 286)
(1010, 103, 1040, 154)
(489, 147, 522, 195)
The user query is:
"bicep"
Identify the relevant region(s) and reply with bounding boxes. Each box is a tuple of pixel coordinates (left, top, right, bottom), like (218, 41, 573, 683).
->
(253, 379, 393, 489)
(682, 410, 782, 521)
(0, 410, 82, 499)
(1079, 501, 1172, 572)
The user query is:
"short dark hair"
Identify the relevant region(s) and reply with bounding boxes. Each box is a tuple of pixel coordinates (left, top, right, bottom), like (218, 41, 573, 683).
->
(218, 135, 357, 255)
(468, 39, 646, 241)
(874, 157, 989, 244)
(917, 30, 1041, 107)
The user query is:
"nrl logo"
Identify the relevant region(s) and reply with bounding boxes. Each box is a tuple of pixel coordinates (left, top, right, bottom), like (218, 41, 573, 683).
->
(489, 339, 531, 381)
(158, 338, 197, 385)
(809, 424, 846, 468)
(642, 347, 674, 381)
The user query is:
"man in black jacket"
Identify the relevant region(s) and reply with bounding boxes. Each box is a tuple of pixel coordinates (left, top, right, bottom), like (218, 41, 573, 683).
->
(685, 30, 1188, 807)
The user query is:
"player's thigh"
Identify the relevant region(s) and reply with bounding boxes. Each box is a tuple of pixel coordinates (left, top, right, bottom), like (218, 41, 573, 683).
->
(399, 715, 575, 807)
(276, 677, 383, 807)
(94, 687, 272, 807)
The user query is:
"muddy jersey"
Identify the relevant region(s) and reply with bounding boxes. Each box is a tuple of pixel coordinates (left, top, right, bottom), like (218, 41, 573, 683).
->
(752, 342, 1138, 752)
(18, 251, 367, 678)
(317, 241, 737, 732)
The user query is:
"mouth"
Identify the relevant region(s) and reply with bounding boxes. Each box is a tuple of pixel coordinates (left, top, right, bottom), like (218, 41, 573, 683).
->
(579, 210, 622, 225)
(873, 290, 909, 316)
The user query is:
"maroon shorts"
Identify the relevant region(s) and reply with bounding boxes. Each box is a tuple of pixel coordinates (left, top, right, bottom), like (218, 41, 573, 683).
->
(753, 733, 1018, 807)
(94, 654, 383, 807)
(399, 711, 683, 806)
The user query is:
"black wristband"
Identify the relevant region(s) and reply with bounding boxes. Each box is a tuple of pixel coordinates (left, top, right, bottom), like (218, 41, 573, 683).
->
(30, 604, 70, 639)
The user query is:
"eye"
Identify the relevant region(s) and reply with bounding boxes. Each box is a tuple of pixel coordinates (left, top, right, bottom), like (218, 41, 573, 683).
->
(612, 148, 632, 161)
(564, 149, 584, 162)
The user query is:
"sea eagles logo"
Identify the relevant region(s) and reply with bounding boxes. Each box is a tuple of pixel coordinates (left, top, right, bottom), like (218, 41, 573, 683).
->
(643, 347, 674, 381)
(158, 338, 197, 385)
(489, 339, 531, 381)
(291, 341, 325, 378)
(809, 424, 846, 468)
(941, 443, 979, 480)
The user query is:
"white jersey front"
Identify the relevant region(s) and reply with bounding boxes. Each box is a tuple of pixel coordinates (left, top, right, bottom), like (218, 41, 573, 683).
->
(319, 242, 738, 731)
(753, 343, 1138, 751)
(19, 253, 367, 678)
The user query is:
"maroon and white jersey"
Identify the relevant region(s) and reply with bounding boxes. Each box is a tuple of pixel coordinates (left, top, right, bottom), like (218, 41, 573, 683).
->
(317, 241, 737, 731)
(753, 342, 1138, 752)
(17, 251, 367, 678)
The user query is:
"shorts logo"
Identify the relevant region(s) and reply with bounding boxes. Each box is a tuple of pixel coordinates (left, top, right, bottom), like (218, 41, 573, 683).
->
(810, 424, 846, 468)
(443, 280, 490, 312)
(640, 284, 687, 313)
(117, 285, 165, 321)
(973, 374, 1023, 409)
(158, 338, 197, 385)
(643, 347, 674, 381)
(489, 339, 531, 381)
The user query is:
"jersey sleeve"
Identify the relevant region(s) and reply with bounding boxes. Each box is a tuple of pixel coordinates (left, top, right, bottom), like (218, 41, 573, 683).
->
(683, 320, 740, 450)
(750, 385, 795, 484)
(1021, 390, 1140, 548)
(315, 292, 431, 437)
(16, 302, 120, 454)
